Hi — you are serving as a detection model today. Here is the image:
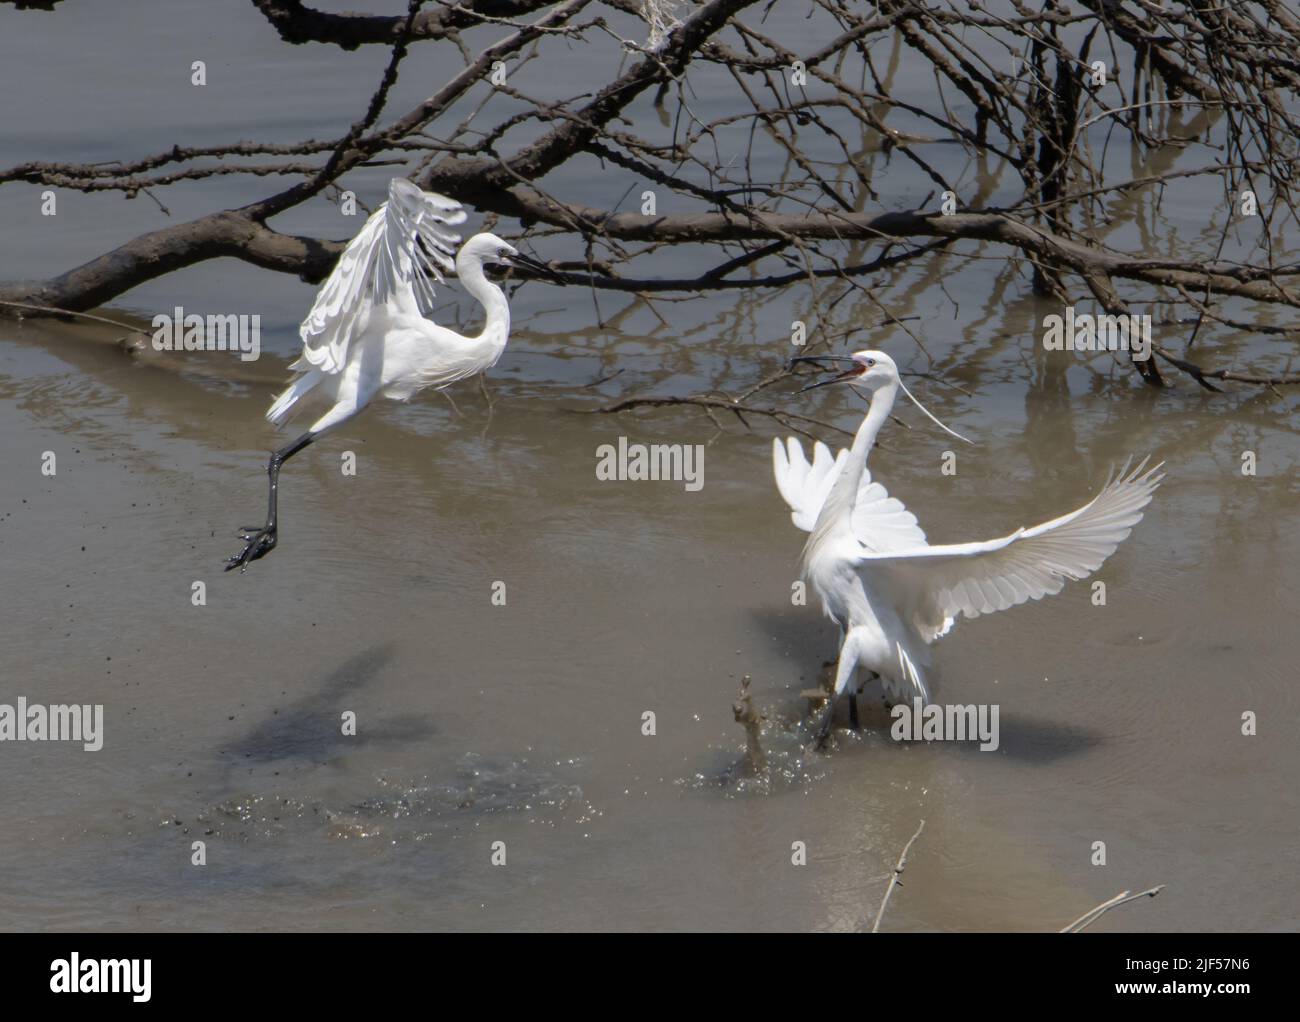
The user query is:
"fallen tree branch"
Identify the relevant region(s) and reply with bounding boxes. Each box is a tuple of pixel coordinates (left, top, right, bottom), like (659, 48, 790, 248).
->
(4, 0, 1298, 398)
(250, 0, 551, 49)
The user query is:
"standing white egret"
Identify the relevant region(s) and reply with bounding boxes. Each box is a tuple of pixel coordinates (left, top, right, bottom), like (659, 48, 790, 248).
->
(226, 178, 556, 571)
(774, 350, 1163, 739)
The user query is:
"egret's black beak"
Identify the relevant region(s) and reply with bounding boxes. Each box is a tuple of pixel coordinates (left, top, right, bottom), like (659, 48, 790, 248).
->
(790, 355, 865, 391)
(790, 355, 859, 367)
(509, 252, 562, 282)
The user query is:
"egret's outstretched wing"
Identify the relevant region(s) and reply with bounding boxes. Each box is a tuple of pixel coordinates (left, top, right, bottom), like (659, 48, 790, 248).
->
(772, 437, 927, 551)
(855, 458, 1163, 641)
(297, 179, 466, 374)
(848, 469, 928, 554)
(773, 437, 840, 531)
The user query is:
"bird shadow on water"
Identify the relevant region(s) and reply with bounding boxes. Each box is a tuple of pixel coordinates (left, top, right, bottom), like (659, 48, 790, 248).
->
(166, 642, 593, 863)
(873, 709, 1105, 766)
(216, 641, 434, 772)
(961, 712, 1103, 764)
(748, 606, 839, 671)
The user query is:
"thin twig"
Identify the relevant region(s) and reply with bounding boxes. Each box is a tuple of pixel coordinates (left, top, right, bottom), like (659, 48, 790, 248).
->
(1060, 885, 1166, 933)
(0, 300, 150, 337)
(871, 819, 925, 933)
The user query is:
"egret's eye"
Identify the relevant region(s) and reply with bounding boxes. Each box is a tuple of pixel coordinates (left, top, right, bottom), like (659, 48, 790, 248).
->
(866, 358, 876, 367)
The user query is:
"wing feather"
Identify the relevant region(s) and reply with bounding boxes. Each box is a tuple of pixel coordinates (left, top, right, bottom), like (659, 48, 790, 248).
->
(772, 436, 927, 551)
(297, 179, 466, 374)
(855, 458, 1163, 641)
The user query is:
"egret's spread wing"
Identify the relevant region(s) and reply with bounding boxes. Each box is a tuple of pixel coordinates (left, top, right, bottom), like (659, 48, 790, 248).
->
(849, 472, 928, 553)
(773, 437, 841, 531)
(297, 179, 466, 374)
(772, 437, 927, 551)
(855, 458, 1163, 641)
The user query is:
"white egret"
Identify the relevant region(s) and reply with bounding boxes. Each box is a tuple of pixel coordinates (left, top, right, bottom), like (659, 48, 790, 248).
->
(774, 350, 1163, 739)
(226, 178, 556, 571)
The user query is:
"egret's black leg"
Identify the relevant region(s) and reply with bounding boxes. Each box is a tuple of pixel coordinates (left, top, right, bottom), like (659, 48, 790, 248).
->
(815, 630, 860, 750)
(849, 672, 874, 729)
(815, 700, 835, 749)
(225, 431, 316, 572)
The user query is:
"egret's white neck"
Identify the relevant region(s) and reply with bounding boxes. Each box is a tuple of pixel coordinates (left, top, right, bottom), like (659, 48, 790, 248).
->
(456, 250, 511, 353)
(809, 379, 897, 541)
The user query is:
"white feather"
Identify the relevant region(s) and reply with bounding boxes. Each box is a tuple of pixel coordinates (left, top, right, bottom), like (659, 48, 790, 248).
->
(772, 436, 926, 551)
(296, 178, 466, 376)
(855, 457, 1164, 642)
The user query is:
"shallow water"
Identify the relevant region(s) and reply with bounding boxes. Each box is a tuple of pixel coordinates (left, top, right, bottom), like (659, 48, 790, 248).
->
(1, 1, 1298, 932)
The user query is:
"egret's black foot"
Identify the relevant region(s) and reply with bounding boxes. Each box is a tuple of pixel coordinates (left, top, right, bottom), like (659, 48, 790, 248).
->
(225, 524, 277, 572)
(848, 693, 860, 729)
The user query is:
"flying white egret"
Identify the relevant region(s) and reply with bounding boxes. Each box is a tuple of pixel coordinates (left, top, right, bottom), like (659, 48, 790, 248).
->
(774, 350, 1163, 740)
(226, 178, 557, 571)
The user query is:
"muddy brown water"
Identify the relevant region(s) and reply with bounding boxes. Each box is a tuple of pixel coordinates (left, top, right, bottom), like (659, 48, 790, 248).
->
(0, 1, 1298, 931)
